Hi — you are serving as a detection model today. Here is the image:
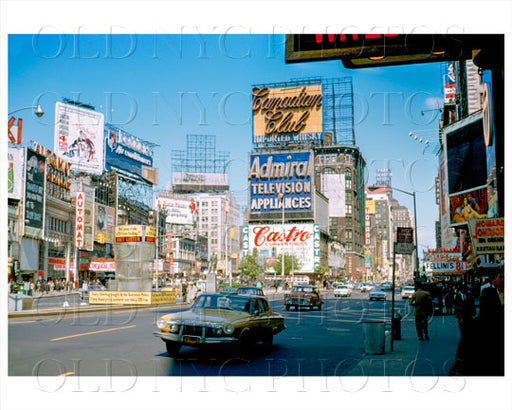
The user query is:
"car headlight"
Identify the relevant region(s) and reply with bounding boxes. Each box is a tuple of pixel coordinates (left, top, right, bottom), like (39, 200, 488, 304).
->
(167, 320, 180, 333)
(157, 318, 166, 329)
(223, 323, 234, 335)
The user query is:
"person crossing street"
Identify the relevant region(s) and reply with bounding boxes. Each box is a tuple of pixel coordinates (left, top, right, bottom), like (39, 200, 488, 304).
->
(409, 284, 434, 340)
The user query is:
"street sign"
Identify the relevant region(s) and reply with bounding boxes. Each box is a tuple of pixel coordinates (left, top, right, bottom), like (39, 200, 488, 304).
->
(395, 227, 414, 255)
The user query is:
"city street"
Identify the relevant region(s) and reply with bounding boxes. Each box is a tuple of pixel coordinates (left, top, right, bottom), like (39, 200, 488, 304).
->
(8, 290, 459, 377)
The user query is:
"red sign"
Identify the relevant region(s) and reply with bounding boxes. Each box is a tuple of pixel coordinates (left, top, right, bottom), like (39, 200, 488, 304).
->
(75, 192, 85, 248)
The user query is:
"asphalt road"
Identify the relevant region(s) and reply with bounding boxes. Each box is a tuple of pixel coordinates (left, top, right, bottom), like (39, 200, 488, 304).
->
(8, 290, 412, 377)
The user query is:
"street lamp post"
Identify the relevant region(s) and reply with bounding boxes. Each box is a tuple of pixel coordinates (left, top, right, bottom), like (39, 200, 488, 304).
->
(8, 105, 44, 118)
(391, 186, 419, 278)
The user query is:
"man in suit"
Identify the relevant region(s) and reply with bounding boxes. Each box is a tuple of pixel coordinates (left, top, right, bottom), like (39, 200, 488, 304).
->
(409, 284, 433, 340)
(453, 283, 476, 335)
(476, 270, 504, 375)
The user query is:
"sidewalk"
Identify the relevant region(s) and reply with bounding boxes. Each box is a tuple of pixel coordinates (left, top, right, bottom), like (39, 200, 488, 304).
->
(345, 313, 461, 377)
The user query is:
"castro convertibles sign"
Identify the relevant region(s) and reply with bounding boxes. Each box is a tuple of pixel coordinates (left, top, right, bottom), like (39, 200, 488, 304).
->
(252, 85, 323, 145)
(249, 151, 312, 213)
(468, 218, 504, 254)
(246, 223, 320, 273)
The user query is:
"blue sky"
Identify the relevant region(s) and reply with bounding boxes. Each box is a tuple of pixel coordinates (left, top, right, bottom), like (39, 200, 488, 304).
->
(8, 33, 445, 254)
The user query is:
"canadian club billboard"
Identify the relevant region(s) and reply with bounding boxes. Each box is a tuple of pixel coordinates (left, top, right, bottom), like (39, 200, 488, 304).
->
(243, 223, 320, 273)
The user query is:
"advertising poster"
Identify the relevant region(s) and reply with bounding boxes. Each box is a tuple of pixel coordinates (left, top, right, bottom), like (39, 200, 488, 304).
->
(247, 223, 318, 273)
(95, 203, 115, 244)
(449, 186, 488, 225)
(467, 217, 504, 254)
(54, 102, 105, 175)
(23, 148, 46, 237)
(156, 197, 194, 225)
(105, 126, 155, 185)
(249, 151, 312, 214)
(8, 145, 24, 200)
(252, 84, 323, 145)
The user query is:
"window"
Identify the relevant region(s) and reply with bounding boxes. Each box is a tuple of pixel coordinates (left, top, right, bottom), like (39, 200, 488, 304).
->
(345, 168, 352, 189)
(345, 204, 353, 214)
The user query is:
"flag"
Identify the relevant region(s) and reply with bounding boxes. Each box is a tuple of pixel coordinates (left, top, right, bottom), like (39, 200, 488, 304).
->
(224, 199, 230, 215)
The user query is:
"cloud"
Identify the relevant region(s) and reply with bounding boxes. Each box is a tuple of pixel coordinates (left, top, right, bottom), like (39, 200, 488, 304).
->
(424, 96, 443, 109)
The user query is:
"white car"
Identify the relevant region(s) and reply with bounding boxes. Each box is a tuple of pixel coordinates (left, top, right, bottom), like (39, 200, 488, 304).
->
(333, 285, 352, 297)
(369, 288, 387, 301)
(360, 283, 374, 293)
(401, 286, 415, 299)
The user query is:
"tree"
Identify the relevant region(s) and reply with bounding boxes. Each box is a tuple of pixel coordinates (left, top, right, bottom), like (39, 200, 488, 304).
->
(239, 250, 261, 280)
(270, 254, 302, 276)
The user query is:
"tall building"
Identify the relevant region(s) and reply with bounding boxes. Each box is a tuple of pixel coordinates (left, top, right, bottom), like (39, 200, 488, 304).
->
(166, 134, 241, 277)
(365, 185, 393, 280)
(245, 77, 364, 284)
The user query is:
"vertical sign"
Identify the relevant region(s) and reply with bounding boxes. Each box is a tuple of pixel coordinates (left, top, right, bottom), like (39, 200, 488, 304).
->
(242, 225, 250, 257)
(23, 148, 46, 237)
(75, 192, 85, 248)
(313, 223, 321, 269)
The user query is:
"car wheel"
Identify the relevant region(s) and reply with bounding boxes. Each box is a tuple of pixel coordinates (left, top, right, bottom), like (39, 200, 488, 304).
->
(262, 332, 273, 350)
(165, 341, 181, 357)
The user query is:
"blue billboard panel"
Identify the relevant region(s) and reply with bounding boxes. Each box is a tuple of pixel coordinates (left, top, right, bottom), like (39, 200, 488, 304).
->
(249, 151, 312, 213)
(105, 126, 155, 184)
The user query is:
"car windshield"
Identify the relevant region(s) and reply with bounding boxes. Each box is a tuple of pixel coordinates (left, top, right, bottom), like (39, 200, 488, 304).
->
(192, 294, 251, 312)
(292, 286, 314, 292)
(337, 285, 347, 289)
(238, 288, 257, 295)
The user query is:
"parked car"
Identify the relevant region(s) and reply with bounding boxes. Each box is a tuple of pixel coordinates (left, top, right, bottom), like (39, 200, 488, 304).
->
(360, 283, 374, 293)
(237, 286, 264, 296)
(401, 286, 415, 299)
(333, 285, 352, 297)
(284, 285, 323, 310)
(380, 282, 393, 291)
(369, 288, 387, 301)
(154, 293, 285, 356)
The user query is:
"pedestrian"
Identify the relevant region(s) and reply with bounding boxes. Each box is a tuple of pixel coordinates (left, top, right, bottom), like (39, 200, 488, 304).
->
(475, 270, 504, 375)
(444, 286, 455, 315)
(453, 283, 475, 335)
(409, 284, 433, 340)
(181, 281, 187, 302)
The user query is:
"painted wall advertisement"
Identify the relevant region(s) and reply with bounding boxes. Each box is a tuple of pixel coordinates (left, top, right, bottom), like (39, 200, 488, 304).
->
(449, 186, 488, 226)
(249, 151, 313, 214)
(467, 217, 504, 255)
(246, 223, 320, 273)
(54, 102, 105, 175)
(23, 148, 46, 237)
(252, 84, 323, 145)
(105, 126, 157, 185)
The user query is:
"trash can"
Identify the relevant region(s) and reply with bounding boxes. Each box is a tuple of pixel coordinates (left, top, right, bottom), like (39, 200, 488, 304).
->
(362, 321, 385, 354)
(392, 313, 402, 340)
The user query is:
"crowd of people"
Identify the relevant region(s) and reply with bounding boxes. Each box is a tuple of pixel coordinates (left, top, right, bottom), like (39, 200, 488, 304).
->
(409, 269, 505, 376)
(8, 278, 85, 296)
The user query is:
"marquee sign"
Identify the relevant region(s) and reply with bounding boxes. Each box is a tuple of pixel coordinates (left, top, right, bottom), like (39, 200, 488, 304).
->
(252, 85, 323, 145)
(249, 151, 313, 214)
